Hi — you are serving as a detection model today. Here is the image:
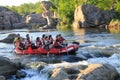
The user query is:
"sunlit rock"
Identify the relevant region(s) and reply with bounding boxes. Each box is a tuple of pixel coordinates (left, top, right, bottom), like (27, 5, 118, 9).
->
(76, 64, 119, 80)
(49, 68, 69, 80)
(73, 4, 116, 28)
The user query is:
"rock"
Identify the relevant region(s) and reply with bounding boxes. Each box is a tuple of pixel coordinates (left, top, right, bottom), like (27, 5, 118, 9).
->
(16, 70, 27, 79)
(13, 23, 27, 29)
(0, 34, 16, 43)
(25, 62, 47, 70)
(68, 74, 78, 80)
(0, 56, 18, 77)
(41, 1, 56, 12)
(49, 68, 69, 80)
(76, 64, 119, 80)
(73, 4, 116, 28)
(25, 13, 47, 27)
(0, 7, 24, 29)
(41, 1, 59, 29)
(0, 76, 5, 80)
(63, 68, 80, 74)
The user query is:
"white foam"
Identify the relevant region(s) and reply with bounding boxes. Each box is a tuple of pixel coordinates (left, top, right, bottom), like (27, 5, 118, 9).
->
(87, 53, 120, 73)
(21, 69, 48, 80)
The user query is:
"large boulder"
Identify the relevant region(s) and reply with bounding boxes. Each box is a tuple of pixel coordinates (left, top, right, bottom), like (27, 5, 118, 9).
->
(0, 76, 5, 80)
(0, 34, 16, 43)
(41, 1, 59, 29)
(0, 56, 18, 77)
(41, 1, 56, 12)
(73, 4, 116, 28)
(76, 64, 119, 80)
(25, 13, 47, 27)
(0, 7, 25, 29)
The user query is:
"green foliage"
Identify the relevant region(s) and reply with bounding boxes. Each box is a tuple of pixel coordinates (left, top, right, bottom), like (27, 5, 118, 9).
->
(7, 2, 43, 16)
(49, 0, 120, 27)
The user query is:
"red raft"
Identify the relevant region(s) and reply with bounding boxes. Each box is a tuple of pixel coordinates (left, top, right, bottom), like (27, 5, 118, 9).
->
(14, 44, 79, 55)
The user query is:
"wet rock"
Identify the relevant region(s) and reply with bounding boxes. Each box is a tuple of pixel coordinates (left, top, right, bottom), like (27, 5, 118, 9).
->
(0, 34, 16, 43)
(62, 56, 84, 62)
(49, 68, 69, 80)
(77, 65, 88, 70)
(0, 56, 18, 77)
(25, 62, 47, 69)
(63, 68, 80, 74)
(14, 62, 25, 69)
(68, 74, 78, 80)
(73, 4, 116, 28)
(76, 64, 119, 80)
(0, 76, 6, 80)
(16, 70, 27, 79)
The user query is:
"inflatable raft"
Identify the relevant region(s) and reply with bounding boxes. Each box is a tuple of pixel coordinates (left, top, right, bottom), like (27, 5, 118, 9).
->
(14, 44, 79, 55)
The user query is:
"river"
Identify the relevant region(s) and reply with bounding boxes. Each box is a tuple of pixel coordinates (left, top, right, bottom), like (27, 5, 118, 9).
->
(0, 28, 120, 80)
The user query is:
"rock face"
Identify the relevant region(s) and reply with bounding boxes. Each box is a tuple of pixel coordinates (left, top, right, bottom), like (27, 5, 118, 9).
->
(49, 68, 69, 80)
(41, 1, 59, 29)
(0, 56, 18, 77)
(49, 63, 119, 80)
(24, 1, 59, 29)
(76, 64, 119, 80)
(25, 13, 47, 27)
(0, 7, 26, 29)
(73, 4, 116, 28)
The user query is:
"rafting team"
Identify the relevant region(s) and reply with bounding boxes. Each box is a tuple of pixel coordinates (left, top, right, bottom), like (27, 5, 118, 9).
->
(14, 34, 67, 50)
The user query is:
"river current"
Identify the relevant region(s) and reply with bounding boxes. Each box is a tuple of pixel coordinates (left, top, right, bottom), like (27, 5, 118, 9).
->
(0, 28, 120, 80)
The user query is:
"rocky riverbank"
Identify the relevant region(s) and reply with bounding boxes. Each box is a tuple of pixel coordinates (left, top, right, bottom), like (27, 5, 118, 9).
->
(0, 1, 59, 30)
(0, 56, 119, 80)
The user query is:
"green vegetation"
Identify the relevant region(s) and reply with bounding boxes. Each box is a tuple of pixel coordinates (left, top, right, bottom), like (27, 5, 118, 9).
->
(49, 0, 120, 26)
(7, 0, 120, 27)
(7, 2, 43, 16)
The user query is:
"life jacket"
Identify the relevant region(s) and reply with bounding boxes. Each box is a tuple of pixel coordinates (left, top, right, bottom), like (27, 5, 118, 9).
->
(36, 40, 42, 47)
(14, 37, 18, 43)
(15, 40, 22, 49)
(48, 38, 54, 44)
(59, 37, 65, 43)
(25, 39, 31, 47)
(54, 39, 60, 47)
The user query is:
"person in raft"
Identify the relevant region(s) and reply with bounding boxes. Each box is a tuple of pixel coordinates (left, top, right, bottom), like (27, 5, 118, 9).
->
(25, 34, 31, 49)
(53, 35, 64, 48)
(14, 37, 24, 50)
(13, 34, 20, 45)
(58, 34, 67, 47)
(48, 35, 54, 49)
(36, 37, 42, 48)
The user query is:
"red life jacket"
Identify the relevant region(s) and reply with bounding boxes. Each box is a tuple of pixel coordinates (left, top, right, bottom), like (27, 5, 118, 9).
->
(54, 39, 60, 47)
(36, 40, 42, 47)
(26, 40, 31, 47)
(59, 37, 65, 43)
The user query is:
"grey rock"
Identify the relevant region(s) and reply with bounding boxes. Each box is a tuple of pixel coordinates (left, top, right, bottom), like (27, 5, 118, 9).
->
(73, 4, 116, 28)
(16, 70, 27, 79)
(76, 64, 119, 80)
(0, 76, 5, 80)
(0, 56, 17, 77)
